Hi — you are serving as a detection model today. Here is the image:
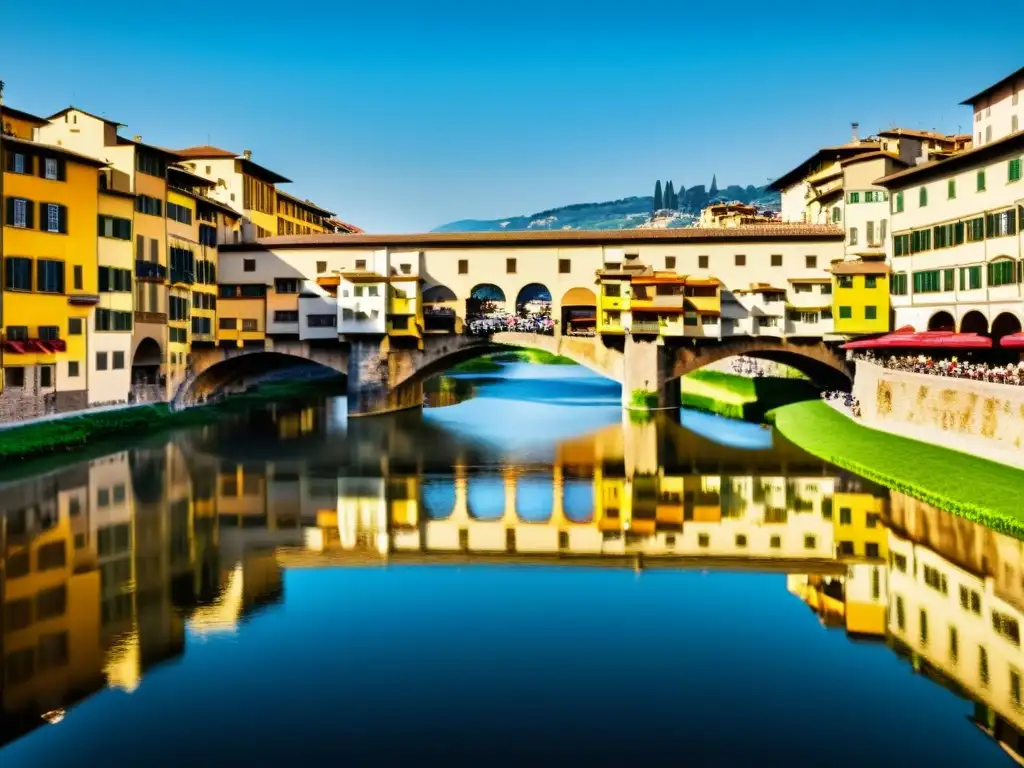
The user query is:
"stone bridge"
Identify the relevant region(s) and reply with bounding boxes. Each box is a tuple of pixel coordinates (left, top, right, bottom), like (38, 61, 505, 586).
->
(176, 332, 850, 415)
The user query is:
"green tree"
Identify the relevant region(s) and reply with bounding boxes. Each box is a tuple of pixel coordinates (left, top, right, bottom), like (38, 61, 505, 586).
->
(653, 180, 663, 211)
(664, 180, 676, 209)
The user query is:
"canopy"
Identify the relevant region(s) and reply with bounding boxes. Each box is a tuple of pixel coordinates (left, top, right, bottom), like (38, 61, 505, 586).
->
(842, 331, 992, 350)
(1000, 333, 1024, 348)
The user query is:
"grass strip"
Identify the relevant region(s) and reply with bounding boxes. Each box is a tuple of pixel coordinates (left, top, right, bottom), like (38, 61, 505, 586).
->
(768, 399, 1024, 537)
(681, 370, 819, 422)
(0, 377, 346, 465)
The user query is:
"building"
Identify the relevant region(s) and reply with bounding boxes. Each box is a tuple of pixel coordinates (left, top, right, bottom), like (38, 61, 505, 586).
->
(174, 146, 291, 242)
(698, 201, 779, 228)
(217, 227, 846, 350)
(37, 108, 185, 398)
(1, 134, 106, 417)
(831, 260, 891, 336)
(962, 65, 1024, 147)
(875, 68, 1024, 339)
(276, 190, 334, 236)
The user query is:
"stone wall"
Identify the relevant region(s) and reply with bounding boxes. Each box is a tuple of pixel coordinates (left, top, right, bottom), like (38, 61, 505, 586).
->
(854, 360, 1024, 469)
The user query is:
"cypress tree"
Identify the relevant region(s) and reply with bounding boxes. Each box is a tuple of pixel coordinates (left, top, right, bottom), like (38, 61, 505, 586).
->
(664, 180, 675, 210)
(709, 174, 719, 198)
(653, 180, 663, 211)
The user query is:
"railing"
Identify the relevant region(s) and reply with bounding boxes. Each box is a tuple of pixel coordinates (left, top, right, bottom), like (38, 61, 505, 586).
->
(631, 320, 661, 334)
(136, 260, 167, 281)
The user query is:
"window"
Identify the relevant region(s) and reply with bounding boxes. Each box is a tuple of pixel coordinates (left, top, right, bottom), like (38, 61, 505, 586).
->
(41, 203, 67, 233)
(43, 157, 59, 180)
(839, 306, 852, 319)
(966, 216, 985, 241)
(910, 228, 932, 252)
(243, 259, 256, 272)
(986, 125, 992, 143)
(96, 352, 108, 371)
(242, 319, 258, 332)
(805, 255, 817, 269)
(219, 318, 237, 330)
(837, 276, 853, 289)
(919, 187, 928, 207)
(37, 260, 65, 293)
(316, 261, 327, 273)
(948, 179, 956, 199)
(734, 254, 746, 266)
(166, 202, 193, 225)
(368, 285, 379, 297)
(73, 265, 83, 290)
(980, 647, 990, 685)
(506, 258, 516, 274)
(306, 314, 335, 328)
(866, 221, 875, 246)
(150, 238, 159, 262)
(559, 258, 571, 274)
(848, 192, 860, 204)
(68, 360, 79, 378)
(977, 170, 986, 191)
(399, 263, 412, 275)
(94, 309, 132, 332)
(804, 535, 816, 549)
(135, 152, 167, 177)
(113, 352, 125, 369)
(698, 255, 709, 269)
(355, 259, 366, 269)
(988, 260, 1019, 287)
(923, 565, 949, 595)
(913, 270, 942, 294)
(894, 191, 904, 213)
(4, 257, 32, 290)
(993, 611, 1021, 646)
(891, 273, 908, 295)
(960, 265, 983, 291)
(274, 311, 299, 323)
(5, 367, 25, 388)
(1014, 115, 1020, 134)
(735, 534, 747, 548)
(134, 195, 163, 217)
(458, 259, 468, 274)
(849, 227, 858, 245)
(39, 365, 53, 388)
(865, 306, 877, 320)
(986, 209, 1017, 238)
(275, 278, 300, 294)
(831, 206, 841, 223)
(771, 254, 783, 267)
(39, 325, 59, 341)
(864, 276, 877, 289)
(821, 283, 832, 295)
(7, 151, 30, 174)
(920, 609, 929, 644)
(943, 269, 955, 292)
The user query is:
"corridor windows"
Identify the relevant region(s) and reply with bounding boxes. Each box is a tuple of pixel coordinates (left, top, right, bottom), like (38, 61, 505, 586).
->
(458, 259, 469, 274)
(4, 257, 32, 290)
(98, 215, 132, 240)
(960, 265, 983, 291)
(988, 259, 1018, 287)
(506, 258, 517, 274)
(771, 254, 783, 267)
(698, 255, 709, 269)
(664, 256, 676, 270)
(734, 254, 746, 266)
(806, 255, 817, 269)
(94, 309, 132, 332)
(559, 258, 571, 273)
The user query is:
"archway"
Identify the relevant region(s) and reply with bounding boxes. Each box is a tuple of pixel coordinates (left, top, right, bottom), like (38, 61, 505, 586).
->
(563, 478, 594, 523)
(991, 312, 1022, 342)
(132, 337, 163, 387)
(467, 475, 505, 521)
(516, 474, 553, 523)
(515, 283, 553, 335)
(180, 350, 347, 407)
(927, 311, 955, 332)
(960, 310, 989, 336)
(560, 286, 597, 337)
(423, 284, 459, 334)
(466, 284, 507, 335)
(421, 476, 455, 521)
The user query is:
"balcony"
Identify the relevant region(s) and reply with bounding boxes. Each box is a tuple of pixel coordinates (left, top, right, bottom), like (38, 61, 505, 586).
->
(136, 261, 167, 281)
(135, 311, 168, 325)
(631, 319, 661, 335)
(390, 296, 415, 315)
(424, 307, 456, 334)
(387, 314, 420, 336)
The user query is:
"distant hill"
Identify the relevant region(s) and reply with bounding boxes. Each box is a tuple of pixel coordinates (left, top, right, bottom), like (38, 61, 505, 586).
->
(432, 184, 780, 233)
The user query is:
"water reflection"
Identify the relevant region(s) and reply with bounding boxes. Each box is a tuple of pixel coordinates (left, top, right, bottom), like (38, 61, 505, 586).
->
(0, 398, 1022, 763)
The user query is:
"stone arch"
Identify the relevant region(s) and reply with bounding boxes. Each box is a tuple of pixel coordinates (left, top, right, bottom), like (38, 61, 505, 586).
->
(516, 473, 554, 523)
(927, 310, 955, 332)
(421, 476, 456, 521)
(175, 349, 347, 408)
(669, 338, 852, 392)
(131, 337, 162, 386)
(423, 284, 460, 334)
(515, 283, 552, 316)
(467, 475, 505, 521)
(992, 311, 1023, 342)
(960, 310, 989, 335)
(560, 286, 597, 336)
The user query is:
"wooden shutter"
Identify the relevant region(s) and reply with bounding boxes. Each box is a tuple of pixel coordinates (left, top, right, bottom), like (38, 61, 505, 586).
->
(4, 196, 13, 226)
(57, 158, 67, 181)
(24, 199, 34, 229)
(58, 205, 68, 234)
(136, 234, 144, 260)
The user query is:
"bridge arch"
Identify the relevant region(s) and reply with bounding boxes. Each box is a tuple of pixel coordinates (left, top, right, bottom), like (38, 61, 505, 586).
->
(423, 284, 460, 334)
(515, 283, 552, 318)
(173, 347, 347, 408)
(560, 286, 597, 335)
(669, 339, 852, 392)
(466, 283, 506, 317)
(132, 336, 162, 386)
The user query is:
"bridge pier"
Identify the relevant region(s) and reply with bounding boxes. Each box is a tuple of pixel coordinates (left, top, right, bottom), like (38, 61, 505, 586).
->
(346, 337, 425, 418)
(622, 337, 680, 415)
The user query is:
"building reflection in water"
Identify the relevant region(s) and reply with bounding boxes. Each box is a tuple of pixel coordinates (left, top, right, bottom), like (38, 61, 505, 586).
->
(1, 401, 1023, 761)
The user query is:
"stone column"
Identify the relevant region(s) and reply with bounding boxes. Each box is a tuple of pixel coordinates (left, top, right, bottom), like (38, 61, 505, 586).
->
(621, 336, 679, 413)
(346, 337, 425, 417)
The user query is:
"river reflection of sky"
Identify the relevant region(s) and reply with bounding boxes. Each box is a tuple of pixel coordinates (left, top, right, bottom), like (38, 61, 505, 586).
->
(680, 409, 775, 451)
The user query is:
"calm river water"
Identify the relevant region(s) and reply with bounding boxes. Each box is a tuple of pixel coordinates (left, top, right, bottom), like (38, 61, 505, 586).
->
(0, 363, 1021, 765)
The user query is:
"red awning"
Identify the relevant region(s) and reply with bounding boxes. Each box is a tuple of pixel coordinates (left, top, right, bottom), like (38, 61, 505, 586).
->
(1, 339, 67, 354)
(843, 331, 993, 350)
(1001, 333, 1024, 348)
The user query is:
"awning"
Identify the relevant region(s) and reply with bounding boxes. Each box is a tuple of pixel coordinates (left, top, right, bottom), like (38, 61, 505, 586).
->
(786, 303, 832, 311)
(685, 296, 721, 314)
(843, 331, 992, 350)
(1001, 333, 1024, 348)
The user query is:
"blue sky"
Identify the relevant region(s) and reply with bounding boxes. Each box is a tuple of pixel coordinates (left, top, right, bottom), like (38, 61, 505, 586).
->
(2, 1, 1021, 233)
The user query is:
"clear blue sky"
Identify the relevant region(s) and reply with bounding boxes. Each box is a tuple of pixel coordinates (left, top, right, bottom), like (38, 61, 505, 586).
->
(2, 1, 1020, 233)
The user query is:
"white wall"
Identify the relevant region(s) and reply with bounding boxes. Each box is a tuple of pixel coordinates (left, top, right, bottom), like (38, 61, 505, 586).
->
(87, 315, 132, 405)
(338, 279, 386, 334)
(780, 181, 810, 223)
(299, 296, 340, 340)
(972, 76, 1024, 146)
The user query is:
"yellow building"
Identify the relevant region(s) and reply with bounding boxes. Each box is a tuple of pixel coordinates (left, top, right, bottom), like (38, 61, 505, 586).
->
(1, 106, 47, 141)
(597, 271, 631, 334)
(217, 283, 267, 349)
(2, 135, 105, 414)
(387, 274, 423, 346)
(832, 491, 888, 560)
(166, 184, 197, 384)
(276, 190, 334, 236)
(831, 260, 891, 336)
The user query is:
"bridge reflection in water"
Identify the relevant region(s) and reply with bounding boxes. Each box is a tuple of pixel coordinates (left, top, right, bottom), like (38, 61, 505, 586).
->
(1, 405, 1023, 761)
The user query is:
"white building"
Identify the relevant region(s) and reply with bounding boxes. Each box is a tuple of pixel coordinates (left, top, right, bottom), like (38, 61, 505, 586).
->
(963, 65, 1024, 147)
(337, 249, 388, 335)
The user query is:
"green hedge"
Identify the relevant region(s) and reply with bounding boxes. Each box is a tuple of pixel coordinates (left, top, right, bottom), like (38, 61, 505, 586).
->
(768, 399, 1024, 536)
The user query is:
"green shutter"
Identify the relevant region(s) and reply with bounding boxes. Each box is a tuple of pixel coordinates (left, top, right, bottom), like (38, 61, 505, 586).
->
(978, 170, 986, 191)
(1009, 158, 1022, 182)
(948, 179, 956, 199)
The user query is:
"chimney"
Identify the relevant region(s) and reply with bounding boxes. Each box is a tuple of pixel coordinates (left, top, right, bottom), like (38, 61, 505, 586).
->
(851, 122, 860, 142)
(243, 149, 252, 160)
(133, 135, 142, 142)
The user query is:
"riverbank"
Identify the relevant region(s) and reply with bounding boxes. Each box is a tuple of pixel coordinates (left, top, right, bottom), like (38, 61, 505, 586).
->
(0, 377, 346, 465)
(450, 348, 576, 373)
(680, 370, 820, 422)
(769, 399, 1024, 536)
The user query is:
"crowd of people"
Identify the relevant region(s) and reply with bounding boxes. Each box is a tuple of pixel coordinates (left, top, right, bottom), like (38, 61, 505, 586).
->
(466, 312, 555, 336)
(821, 390, 861, 418)
(856, 352, 1024, 386)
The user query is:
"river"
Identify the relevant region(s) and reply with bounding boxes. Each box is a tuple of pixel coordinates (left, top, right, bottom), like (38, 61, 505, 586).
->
(0, 362, 1020, 765)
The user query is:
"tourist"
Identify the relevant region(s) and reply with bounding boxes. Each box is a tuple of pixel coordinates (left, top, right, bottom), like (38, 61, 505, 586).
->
(855, 352, 1024, 386)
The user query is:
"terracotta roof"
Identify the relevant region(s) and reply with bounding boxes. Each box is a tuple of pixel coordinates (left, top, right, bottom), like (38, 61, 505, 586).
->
(115, 136, 183, 160)
(788, 277, 832, 284)
(326, 218, 365, 234)
(220, 225, 844, 252)
(2, 106, 47, 125)
(875, 128, 961, 143)
(839, 150, 909, 168)
(805, 166, 843, 185)
(960, 64, 1024, 106)
(168, 164, 216, 188)
(736, 283, 786, 294)
(831, 261, 891, 276)
(0, 134, 108, 168)
(768, 142, 882, 192)
(46, 105, 124, 127)
(276, 189, 336, 217)
(176, 145, 238, 159)
(874, 128, 1024, 188)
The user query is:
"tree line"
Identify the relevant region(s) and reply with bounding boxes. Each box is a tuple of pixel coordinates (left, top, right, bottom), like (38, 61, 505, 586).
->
(652, 176, 772, 213)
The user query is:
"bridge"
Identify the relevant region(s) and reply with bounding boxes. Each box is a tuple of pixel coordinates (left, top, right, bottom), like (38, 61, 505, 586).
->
(176, 331, 851, 415)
